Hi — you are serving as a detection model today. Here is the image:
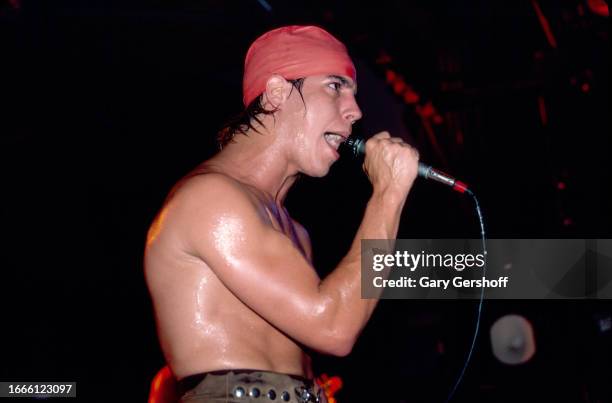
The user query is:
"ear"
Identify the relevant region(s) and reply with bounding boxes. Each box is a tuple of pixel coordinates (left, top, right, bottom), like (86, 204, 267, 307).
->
(262, 75, 292, 110)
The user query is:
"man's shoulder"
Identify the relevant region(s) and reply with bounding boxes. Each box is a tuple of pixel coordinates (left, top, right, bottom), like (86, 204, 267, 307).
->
(169, 171, 253, 206)
(149, 171, 267, 248)
(162, 170, 272, 233)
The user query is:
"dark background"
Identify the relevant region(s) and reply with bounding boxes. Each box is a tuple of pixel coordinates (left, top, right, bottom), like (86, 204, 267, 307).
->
(1, 0, 610, 402)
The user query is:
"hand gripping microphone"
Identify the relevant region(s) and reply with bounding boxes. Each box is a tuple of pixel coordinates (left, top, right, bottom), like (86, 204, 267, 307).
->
(342, 136, 470, 194)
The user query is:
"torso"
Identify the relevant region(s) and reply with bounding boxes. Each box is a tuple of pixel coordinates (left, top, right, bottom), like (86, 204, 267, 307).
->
(144, 164, 314, 380)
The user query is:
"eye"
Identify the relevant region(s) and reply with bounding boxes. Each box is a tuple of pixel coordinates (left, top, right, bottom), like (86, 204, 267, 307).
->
(327, 81, 342, 92)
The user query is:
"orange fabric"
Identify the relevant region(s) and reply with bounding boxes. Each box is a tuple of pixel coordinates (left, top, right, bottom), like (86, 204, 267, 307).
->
(242, 25, 356, 106)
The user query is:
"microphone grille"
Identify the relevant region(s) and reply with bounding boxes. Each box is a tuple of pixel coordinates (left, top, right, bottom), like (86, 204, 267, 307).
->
(343, 136, 365, 158)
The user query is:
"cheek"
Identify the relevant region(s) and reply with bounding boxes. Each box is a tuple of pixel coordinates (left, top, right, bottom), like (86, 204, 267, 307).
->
(303, 104, 331, 136)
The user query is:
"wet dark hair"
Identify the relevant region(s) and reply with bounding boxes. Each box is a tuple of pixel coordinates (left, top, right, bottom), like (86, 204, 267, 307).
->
(217, 78, 306, 148)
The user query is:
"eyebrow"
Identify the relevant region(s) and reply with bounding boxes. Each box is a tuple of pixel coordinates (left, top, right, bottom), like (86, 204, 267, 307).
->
(328, 75, 358, 94)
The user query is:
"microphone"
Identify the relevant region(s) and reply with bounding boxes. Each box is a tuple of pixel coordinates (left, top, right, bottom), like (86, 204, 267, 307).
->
(342, 136, 469, 194)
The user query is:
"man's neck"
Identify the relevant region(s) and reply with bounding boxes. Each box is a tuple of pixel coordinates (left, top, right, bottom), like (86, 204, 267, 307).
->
(207, 129, 299, 206)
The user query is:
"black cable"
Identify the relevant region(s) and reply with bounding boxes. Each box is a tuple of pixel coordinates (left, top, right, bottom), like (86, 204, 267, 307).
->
(444, 188, 487, 402)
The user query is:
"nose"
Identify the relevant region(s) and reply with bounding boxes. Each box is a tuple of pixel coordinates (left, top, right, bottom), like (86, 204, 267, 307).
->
(342, 94, 362, 124)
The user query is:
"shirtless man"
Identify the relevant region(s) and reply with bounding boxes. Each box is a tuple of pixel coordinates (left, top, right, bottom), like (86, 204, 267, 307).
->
(145, 25, 419, 402)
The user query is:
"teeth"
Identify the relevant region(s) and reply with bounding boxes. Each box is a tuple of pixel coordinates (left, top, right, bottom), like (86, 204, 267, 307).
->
(324, 133, 344, 150)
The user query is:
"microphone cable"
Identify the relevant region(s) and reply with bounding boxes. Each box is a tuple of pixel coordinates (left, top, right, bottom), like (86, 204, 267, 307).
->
(444, 188, 486, 403)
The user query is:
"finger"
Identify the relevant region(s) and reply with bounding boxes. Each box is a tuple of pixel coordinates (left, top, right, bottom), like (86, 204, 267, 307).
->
(410, 148, 420, 160)
(371, 131, 391, 139)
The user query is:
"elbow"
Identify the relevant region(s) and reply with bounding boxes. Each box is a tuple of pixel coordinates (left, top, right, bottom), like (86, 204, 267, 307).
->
(328, 339, 355, 357)
(308, 296, 359, 356)
(316, 328, 357, 357)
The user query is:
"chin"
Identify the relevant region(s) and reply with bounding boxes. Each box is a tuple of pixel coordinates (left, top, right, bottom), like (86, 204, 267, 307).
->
(303, 162, 333, 178)
(298, 149, 337, 177)
(311, 169, 330, 178)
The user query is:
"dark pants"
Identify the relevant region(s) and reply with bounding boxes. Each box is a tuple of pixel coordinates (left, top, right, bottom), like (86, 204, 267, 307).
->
(178, 369, 326, 403)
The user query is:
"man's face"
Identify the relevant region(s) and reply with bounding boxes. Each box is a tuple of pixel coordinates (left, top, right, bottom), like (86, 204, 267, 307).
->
(279, 74, 362, 177)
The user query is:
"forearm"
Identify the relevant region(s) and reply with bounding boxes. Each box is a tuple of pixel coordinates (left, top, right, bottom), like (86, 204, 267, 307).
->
(317, 189, 406, 352)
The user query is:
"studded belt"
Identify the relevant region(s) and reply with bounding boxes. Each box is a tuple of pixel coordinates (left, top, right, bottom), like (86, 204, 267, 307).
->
(178, 369, 324, 403)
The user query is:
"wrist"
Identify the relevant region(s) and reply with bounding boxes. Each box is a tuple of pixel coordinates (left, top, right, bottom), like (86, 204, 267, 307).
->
(371, 187, 407, 209)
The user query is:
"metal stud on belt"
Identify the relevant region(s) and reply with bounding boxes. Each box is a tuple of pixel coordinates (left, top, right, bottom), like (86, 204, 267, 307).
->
(294, 386, 320, 403)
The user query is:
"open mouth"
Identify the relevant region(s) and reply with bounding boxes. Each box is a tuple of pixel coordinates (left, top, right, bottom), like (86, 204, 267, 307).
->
(323, 132, 346, 151)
